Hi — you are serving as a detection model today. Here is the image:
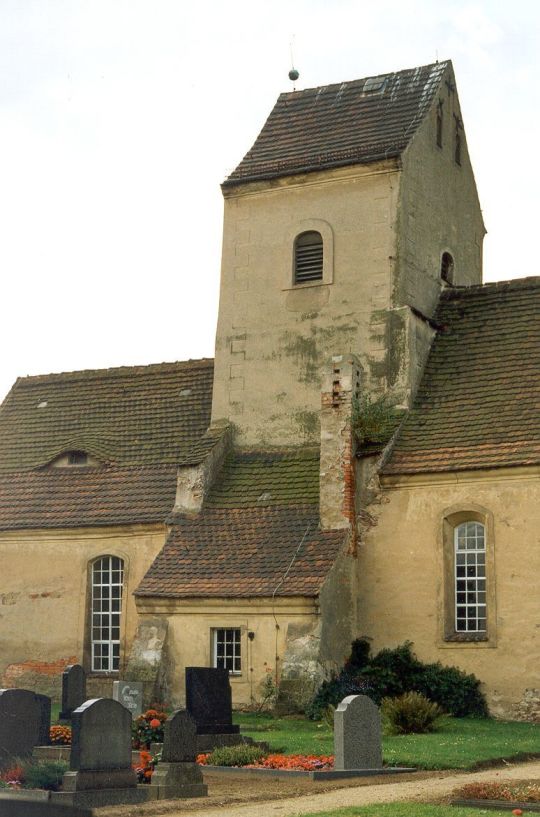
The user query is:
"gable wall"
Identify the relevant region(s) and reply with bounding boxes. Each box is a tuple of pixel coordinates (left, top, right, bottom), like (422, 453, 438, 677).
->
(356, 467, 540, 718)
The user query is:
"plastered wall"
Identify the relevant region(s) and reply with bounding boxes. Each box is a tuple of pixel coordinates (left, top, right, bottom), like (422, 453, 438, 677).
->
(356, 467, 540, 717)
(0, 524, 165, 698)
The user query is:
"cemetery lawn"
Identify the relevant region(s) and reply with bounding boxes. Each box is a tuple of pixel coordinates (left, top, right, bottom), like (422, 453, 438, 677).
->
(304, 806, 511, 817)
(235, 713, 540, 770)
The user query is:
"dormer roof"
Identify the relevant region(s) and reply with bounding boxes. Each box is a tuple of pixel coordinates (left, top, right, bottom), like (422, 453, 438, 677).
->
(224, 61, 449, 186)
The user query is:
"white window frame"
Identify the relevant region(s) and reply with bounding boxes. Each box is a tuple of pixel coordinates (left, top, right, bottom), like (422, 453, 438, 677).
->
(91, 556, 124, 672)
(454, 521, 486, 634)
(212, 628, 242, 675)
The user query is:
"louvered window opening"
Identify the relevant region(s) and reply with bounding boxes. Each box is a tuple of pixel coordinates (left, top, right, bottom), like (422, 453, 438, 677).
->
(294, 231, 323, 284)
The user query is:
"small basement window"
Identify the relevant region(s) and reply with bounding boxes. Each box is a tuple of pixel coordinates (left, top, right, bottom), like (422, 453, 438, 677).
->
(294, 231, 323, 284)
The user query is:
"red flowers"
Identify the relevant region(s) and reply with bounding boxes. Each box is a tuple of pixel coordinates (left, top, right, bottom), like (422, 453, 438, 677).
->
(197, 752, 334, 771)
(149, 718, 161, 729)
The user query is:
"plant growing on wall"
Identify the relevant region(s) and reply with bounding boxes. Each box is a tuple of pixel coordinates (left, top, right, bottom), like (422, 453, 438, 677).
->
(352, 393, 405, 450)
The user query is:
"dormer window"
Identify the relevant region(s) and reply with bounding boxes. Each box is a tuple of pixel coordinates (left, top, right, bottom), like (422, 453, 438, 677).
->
(294, 231, 323, 284)
(68, 451, 88, 466)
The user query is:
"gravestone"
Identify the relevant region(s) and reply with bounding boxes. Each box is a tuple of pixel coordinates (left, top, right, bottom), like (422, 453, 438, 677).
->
(34, 693, 51, 746)
(0, 795, 92, 816)
(150, 710, 207, 799)
(334, 695, 383, 770)
(52, 699, 147, 808)
(112, 681, 143, 718)
(59, 665, 86, 720)
(185, 668, 239, 735)
(0, 689, 41, 767)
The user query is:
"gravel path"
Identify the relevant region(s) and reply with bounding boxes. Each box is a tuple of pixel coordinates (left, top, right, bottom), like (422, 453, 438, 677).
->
(101, 759, 540, 817)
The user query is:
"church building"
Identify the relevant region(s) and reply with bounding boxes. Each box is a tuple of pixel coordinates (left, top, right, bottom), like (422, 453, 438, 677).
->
(1, 60, 538, 720)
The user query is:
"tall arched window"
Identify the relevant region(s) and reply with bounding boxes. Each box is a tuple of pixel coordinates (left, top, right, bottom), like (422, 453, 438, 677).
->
(91, 556, 124, 672)
(454, 521, 486, 634)
(441, 251, 454, 285)
(294, 231, 323, 284)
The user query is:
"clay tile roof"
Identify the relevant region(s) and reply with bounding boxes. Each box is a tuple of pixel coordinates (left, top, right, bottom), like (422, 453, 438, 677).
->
(137, 448, 347, 599)
(383, 277, 540, 475)
(0, 465, 177, 530)
(0, 359, 214, 472)
(224, 61, 448, 186)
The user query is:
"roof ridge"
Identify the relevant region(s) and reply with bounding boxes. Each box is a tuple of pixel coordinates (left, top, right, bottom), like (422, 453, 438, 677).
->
(13, 358, 214, 387)
(441, 276, 540, 300)
(278, 61, 449, 100)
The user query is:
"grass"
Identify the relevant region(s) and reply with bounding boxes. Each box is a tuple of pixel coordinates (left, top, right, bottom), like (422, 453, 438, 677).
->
(305, 806, 512, 817)
(234, 713, 540, 770)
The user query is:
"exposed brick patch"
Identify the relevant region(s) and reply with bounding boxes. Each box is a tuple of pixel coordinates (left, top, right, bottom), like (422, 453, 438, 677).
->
(1, 656, 78, 687)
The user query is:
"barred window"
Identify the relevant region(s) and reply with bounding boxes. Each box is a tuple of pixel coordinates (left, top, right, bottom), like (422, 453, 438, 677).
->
(91, 556, 124, 672)
(294, 231, 323, 284)
(454, 522, 486, 633)
(212, 628, 241, 674)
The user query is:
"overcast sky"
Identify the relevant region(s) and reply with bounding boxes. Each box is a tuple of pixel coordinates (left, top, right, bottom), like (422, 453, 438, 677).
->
(0, 0, 538, 402)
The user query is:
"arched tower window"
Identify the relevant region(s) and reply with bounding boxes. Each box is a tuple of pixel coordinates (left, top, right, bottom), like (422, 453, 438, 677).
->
(294, 231, 323, 284)
(441, 251, 454, 285)
(454, 521, 486, 634)
(91, 555, 124, 672)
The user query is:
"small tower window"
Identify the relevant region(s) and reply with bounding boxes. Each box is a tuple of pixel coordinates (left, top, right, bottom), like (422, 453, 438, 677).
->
(294, 231, 323, 284)
(436, 101, 443, 148)
(441, 252, 454, 285)
(454, 127, 462, 165)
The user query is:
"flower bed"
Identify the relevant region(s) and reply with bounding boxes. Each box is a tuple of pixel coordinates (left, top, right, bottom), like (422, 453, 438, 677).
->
(455, 782, 540, 803)
(197, 752, 334, 771)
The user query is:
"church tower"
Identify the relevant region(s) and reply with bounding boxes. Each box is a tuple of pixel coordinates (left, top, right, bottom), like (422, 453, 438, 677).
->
(211, 61, 485, 447)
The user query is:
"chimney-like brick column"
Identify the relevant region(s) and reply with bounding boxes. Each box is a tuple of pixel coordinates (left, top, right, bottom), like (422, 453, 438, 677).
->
(319, 354, 360, 534)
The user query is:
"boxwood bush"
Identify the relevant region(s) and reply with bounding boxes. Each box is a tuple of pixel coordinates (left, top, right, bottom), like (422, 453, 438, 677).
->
(306, 640, 488, 720)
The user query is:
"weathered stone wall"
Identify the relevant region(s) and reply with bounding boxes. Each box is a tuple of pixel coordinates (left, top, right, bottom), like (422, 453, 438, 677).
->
(356, 467, 540, 719)
(212, 161, 401, 446)
(135, 595, 320, 708)
(0, 524, 166, 699)
(396, 62, 484, 318)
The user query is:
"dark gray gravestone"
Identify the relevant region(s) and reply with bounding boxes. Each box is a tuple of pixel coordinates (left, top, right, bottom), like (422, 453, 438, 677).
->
(334, 695, 383, 770)
(0, 795, 92, 816)
(185, 668, 239, 735)
(59, 666, 86, 720)
(161, 710, 197, 763)
(35, 693, 51, 746)
(150, 710, 207, 799)
(0, 689, 41, 767)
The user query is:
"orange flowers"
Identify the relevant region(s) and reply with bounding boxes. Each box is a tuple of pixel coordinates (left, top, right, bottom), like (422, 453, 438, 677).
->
(149, 718, 161, 729)
(196, 752, 334, 771)
(49, 725, 72, 745)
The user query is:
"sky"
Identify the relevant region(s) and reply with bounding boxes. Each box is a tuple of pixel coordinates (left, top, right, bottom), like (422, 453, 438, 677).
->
(0, 0, 539, 402)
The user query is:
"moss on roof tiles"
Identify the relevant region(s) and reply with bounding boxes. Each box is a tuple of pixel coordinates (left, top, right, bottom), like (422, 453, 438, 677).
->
(0, 359, 214, 473)
(384, 277, 540, 475)
(204, 448, 320, 508)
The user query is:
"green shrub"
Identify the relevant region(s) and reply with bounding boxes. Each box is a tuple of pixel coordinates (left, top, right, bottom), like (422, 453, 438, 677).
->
(382, 692, 444, 734)
(307, 640, 488, 720)
(21, 760, 68, 791)
(205, 744, 267, 767)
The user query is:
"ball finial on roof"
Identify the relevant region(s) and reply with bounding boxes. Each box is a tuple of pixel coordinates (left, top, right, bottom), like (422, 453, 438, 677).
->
(288, 68, 299, 82)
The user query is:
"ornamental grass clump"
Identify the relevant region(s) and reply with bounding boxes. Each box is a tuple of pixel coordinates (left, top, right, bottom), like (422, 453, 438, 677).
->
(382, 691, 444, 734)
(200, 744, 268, 767)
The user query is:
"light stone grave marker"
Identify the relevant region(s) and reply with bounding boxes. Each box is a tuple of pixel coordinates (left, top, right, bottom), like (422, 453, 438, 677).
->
(334, 694, 383, 770)
(112, 681, 143, 718)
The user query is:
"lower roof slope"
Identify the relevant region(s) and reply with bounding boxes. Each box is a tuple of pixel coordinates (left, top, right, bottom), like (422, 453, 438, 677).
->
(384, 277, 540, 475)
(137, 449, 346, 599)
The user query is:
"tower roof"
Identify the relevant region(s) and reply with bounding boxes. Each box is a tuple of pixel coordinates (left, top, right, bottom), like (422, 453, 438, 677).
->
(224, 61, 449, 186)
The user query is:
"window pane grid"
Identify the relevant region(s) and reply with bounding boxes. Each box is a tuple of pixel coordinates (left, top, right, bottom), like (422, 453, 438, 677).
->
(213, 628, 241, 674)
(91, 556, 124, 672)
(454, 522, 486, 633)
